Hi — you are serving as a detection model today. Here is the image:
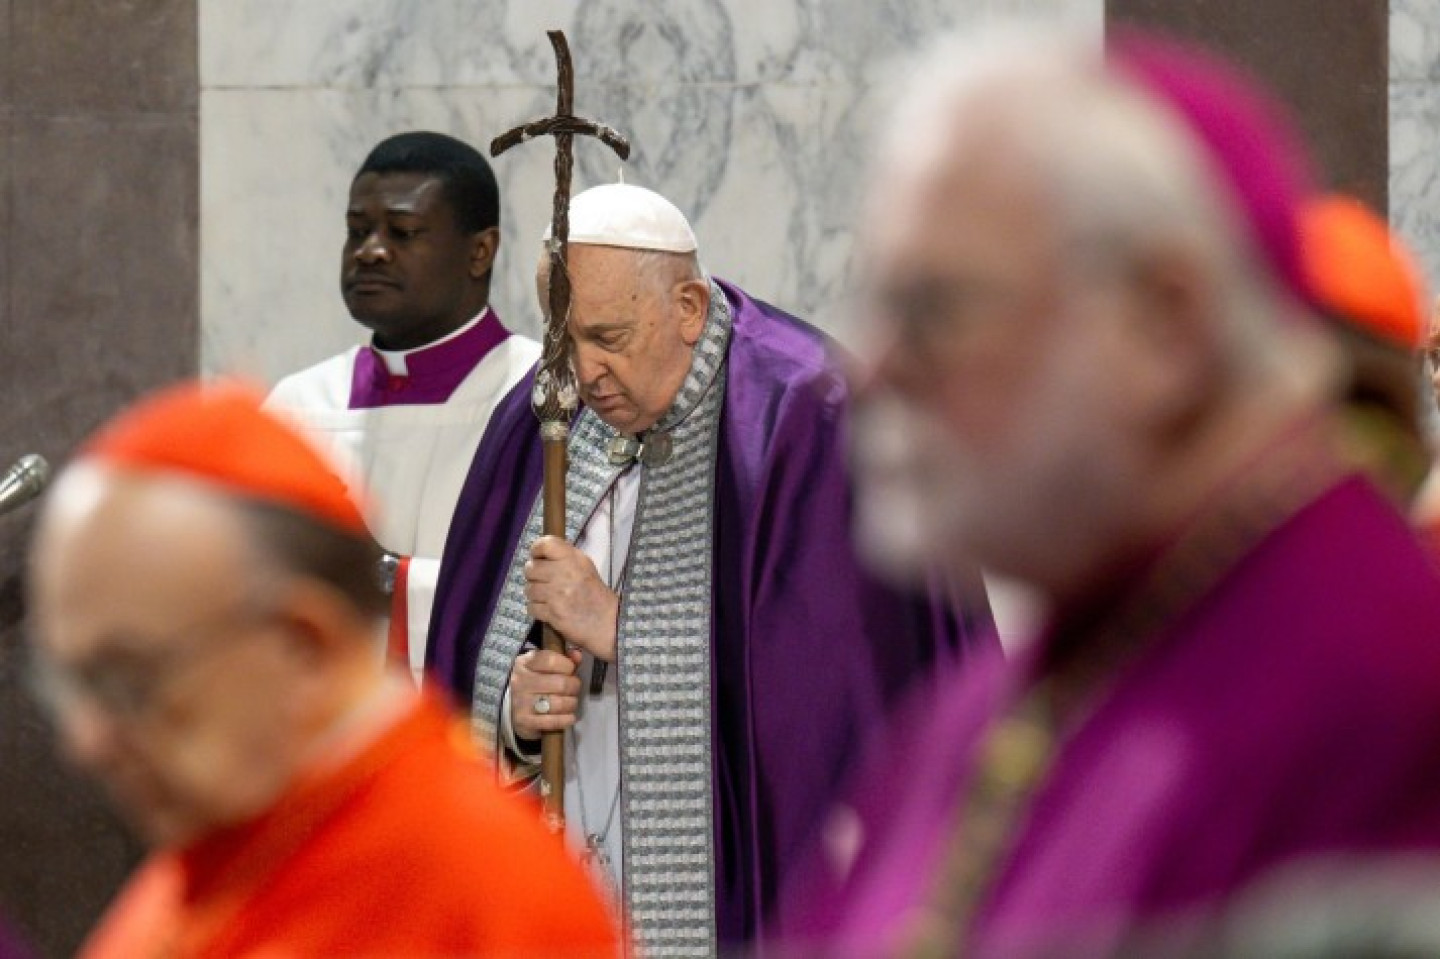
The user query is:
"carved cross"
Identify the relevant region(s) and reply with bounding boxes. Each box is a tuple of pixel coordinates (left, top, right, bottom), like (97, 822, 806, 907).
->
(490, 29, 630, 830)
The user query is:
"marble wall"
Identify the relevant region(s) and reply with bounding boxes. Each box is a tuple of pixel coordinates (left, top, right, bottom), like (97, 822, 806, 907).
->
(199, 0, 1104, 384)
(1392, 0, 1440, 295)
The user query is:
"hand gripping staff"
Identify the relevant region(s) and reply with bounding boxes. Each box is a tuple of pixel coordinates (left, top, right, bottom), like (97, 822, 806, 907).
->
(490, 29, 631, 830)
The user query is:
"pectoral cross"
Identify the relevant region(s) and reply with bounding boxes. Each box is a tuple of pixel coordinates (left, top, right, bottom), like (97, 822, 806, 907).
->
(583, 834, 614, 875)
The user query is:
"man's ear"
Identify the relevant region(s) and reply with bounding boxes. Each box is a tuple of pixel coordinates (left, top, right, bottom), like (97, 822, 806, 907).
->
(675, 278, 711, 346)
(266, 578, 380, 732)
(271, 578, 372, 668)
(469, 227, 500, 280)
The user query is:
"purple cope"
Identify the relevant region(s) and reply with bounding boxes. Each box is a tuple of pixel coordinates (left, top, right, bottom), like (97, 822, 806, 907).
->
(426, 278, 997, 948)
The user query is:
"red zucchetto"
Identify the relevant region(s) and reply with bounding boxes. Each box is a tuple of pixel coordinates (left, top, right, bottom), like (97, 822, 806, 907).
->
(81, 378, 370, 537)
(1301, 193, 1427, 349)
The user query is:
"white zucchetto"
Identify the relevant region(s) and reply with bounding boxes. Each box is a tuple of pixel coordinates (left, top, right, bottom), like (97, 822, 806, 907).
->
(546, 183, 698, 254)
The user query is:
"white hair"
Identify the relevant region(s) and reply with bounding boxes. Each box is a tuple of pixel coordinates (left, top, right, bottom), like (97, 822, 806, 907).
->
(878, 27, 1328, 386)
(631, 248, 707, 295)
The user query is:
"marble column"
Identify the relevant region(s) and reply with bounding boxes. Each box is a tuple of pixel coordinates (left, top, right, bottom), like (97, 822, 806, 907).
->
(0, 3, 198, 956)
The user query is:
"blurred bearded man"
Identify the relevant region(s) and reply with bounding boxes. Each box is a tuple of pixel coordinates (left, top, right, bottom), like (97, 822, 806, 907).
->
(777, 27, 1440, 959)
(28, 381, 618, 958)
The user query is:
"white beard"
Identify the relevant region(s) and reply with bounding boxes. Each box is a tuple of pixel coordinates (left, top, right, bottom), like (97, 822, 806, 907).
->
(852, 393, 986, 586)
(854, 358, 1136, 602)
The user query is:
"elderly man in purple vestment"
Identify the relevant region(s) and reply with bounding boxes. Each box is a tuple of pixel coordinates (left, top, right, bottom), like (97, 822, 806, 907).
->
(426, 182, 994, 954)
(775, 25, 1440, 959)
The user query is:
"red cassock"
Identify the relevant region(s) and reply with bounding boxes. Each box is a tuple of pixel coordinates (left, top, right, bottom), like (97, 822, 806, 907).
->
(80, 689, 621, 958)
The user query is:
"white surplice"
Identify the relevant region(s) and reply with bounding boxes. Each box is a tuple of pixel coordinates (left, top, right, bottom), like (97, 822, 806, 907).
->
(266, 320, 538, 680)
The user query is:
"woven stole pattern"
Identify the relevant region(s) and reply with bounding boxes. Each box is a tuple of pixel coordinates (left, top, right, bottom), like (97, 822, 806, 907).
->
(473, 283, 733, 956)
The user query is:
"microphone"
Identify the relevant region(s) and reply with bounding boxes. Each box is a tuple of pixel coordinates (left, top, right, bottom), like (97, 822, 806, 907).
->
(0, 454, 51, 516)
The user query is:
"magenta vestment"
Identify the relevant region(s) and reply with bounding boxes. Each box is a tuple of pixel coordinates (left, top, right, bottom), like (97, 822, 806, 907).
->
(783, 475, 1440, 957)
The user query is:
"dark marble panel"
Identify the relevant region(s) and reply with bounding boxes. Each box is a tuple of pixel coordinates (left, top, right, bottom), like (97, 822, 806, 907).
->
(10, 0, 196, 116)
(0, 0, 11, 112)
(0, 115, 9, 329)
(1106, 0, 1388, 209)
(0, 111, 196, 959)
(5, 113, 198, 452)
(0, 3, 198, 956)
(0, 593, 142, 959)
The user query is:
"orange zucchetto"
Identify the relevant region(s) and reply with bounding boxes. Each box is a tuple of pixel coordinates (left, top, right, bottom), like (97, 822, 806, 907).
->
(82, 378, 369, 537)
(1300, 194, 1428, 349)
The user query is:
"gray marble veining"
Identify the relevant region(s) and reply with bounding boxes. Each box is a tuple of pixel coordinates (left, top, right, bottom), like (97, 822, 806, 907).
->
(1392, 0, 1440, 81)
(198, 1, 1107, 383)
(1390, 0, 1440, 296)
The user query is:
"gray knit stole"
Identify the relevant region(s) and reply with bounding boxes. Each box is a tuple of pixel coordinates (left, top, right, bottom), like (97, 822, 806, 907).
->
(472, 282, 732, 957)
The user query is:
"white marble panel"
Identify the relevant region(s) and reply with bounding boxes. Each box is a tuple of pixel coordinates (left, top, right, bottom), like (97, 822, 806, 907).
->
(203, 0, 1103, 87)
(200, 0, 462, 88)
(202, 85, 560, 382)
(693, 81, 887, 342)
(1390, 0, 1440, 308)
(1390, 79, 1440, 293)
(199, 0, 1105, 381)
(1391, 0, 1440, 81)
(448, 0, 1103, 87)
